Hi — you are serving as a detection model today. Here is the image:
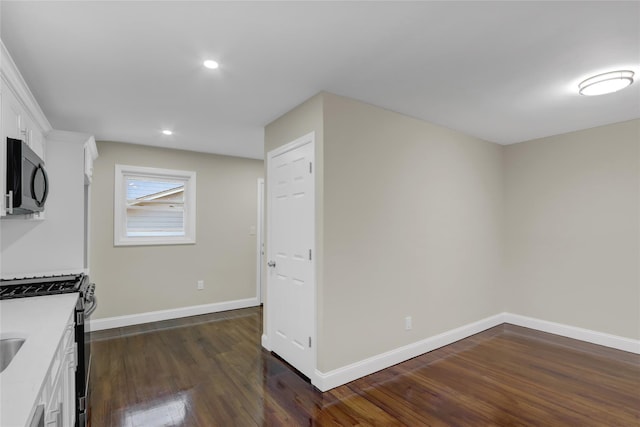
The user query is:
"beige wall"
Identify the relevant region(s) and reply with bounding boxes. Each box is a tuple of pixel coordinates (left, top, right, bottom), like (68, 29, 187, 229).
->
(505, 119, 640, 339)
(264, 93, 639, 375)
(320, 94, 504, 371)
(264, 93, 505, 372)
(90, 141, 263, 319)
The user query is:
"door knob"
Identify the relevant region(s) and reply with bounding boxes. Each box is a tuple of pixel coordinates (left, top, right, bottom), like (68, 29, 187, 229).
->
(267, 261, 276, 268)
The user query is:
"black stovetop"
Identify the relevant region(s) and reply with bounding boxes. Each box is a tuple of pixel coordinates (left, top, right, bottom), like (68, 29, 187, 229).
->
(0, 274, 85, 300)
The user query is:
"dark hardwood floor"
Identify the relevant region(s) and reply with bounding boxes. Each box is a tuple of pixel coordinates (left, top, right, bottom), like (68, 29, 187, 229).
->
(90, 307, 640, 426)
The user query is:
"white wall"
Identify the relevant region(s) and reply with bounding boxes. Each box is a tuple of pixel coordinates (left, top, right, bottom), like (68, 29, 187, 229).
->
(1, 137, 85, 277)
(505, 119, 639, 340)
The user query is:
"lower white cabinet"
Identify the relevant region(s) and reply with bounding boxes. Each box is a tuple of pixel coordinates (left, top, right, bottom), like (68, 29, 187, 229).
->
(30, 310, 76, 427)
(46, 368, 64, 426)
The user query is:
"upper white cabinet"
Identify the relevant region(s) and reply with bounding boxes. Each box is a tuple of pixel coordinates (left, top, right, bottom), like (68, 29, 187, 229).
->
(1, 40, 52, 216)
(22, 110, 45, 159)
(1, 87, 45, 160)
(1, 84, 22, 140)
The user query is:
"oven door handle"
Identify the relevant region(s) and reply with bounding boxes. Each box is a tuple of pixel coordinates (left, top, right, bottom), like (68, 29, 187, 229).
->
(85, 296, 98, 316)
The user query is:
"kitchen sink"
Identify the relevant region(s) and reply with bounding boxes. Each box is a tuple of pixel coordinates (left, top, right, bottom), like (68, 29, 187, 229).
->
(0, 338, 25, 373)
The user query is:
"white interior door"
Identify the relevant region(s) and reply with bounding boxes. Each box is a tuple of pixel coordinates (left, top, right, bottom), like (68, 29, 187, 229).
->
(267, 132, 315, 379)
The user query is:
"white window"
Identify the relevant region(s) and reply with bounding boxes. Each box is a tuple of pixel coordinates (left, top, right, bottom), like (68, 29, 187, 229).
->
(114, 164, 196, 246)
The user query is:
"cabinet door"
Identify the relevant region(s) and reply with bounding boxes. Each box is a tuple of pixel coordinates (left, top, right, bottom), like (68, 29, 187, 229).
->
(63, 330, 76, 426)
(45, 371, 63, 427)
(31, 128, 45, 160)
(22, 113, 45, 160)
(1, 86, 22, 140)
(45, 315, 75, 427)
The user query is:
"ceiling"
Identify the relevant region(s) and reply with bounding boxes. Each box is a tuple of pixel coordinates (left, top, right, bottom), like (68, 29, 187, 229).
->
(1, 1, 638, 160)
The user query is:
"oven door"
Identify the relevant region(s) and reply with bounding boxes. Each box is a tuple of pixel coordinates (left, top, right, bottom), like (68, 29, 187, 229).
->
(76, 282, 96, 427)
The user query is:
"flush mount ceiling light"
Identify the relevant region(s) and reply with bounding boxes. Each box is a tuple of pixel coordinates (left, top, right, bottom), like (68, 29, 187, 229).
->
(203, 60, 219, 69)
(578, 70, 634, 96)
(162, 130, 173, 135)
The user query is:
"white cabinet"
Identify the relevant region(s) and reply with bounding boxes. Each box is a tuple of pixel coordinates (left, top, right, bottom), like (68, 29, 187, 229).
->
(2, 83, 22, 140)
(22, 112, 45, 160)
(1, 82, 45, 159)
(30, 310, 76, 427)
(46, 316, 75, 427)
(46, 368, 64, 426)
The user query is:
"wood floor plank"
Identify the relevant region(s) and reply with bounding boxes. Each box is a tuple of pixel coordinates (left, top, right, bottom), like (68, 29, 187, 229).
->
(89, 308, 640, 426)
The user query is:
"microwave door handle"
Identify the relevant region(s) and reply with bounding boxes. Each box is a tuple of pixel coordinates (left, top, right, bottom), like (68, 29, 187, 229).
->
(41, 165, 49, 205)
(5, 191, 13, 214)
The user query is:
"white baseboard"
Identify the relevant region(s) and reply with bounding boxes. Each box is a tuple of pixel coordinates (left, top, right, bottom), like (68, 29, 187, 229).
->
(313, 313, 505, 392)
(261, 334, 271, 350)
(312, 312, 640, 392)
(503, 313, 640, 355)
(89, 297, 260, 331)
(93, 302, 639, 391)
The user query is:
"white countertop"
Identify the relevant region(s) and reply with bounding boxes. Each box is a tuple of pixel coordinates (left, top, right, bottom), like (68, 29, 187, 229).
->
(0, 294, 78, 427)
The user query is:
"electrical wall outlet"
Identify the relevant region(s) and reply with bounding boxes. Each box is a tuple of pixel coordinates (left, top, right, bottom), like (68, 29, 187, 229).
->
(405, 316, 412, 331)
(197, 280, 204, 290)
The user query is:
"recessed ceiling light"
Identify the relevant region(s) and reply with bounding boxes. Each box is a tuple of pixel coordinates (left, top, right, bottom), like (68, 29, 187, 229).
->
(578, 70, 634, 96)
(162, 130, 173, 135)
(203, 60, 219, 70)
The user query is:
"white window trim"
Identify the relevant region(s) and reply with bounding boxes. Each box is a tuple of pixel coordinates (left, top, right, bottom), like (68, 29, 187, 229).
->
(114, 164, 196, 246)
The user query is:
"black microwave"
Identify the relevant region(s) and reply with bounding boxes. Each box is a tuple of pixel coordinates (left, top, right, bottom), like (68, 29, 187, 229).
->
(6, 137, 49, 215)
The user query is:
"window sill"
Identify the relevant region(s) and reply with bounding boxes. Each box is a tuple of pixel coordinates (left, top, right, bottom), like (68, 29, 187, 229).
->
(114, 236, 196, 247)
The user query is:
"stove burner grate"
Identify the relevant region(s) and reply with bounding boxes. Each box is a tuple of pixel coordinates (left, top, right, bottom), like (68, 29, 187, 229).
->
(0, 274, 85, 300)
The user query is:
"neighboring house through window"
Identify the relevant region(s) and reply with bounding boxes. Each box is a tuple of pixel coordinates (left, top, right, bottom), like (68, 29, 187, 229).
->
(114, 164, 196, 246)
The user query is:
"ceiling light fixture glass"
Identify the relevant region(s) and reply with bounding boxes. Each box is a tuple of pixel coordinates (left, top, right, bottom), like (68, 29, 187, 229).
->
(203, 60, 219, 69)
(162, 130, 173, 135)
(578, 70, 634, 96)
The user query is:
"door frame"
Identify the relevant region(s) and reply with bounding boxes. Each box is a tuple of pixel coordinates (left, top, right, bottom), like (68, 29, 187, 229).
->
(264, 131, 316, 382)
(256, 178, 265, 303)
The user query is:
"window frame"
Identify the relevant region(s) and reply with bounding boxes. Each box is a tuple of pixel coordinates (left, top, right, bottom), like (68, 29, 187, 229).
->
(114, 164, 196, 246)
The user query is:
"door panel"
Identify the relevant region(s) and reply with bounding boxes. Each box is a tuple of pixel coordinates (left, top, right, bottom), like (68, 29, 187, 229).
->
(267, 134, 315, 378)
